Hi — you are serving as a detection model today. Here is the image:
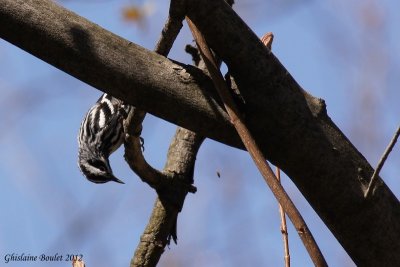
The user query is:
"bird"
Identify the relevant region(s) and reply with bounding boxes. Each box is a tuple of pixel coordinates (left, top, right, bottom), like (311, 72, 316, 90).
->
(77, 93, 130, 184)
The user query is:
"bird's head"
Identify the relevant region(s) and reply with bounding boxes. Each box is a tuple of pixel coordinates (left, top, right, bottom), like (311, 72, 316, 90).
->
(78, 149, 124, 184)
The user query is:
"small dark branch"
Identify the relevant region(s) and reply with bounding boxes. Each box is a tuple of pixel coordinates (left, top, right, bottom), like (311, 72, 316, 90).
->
(186, 18, 327, 267)
(154, 0, 185, 56)
(365, 126, 400, 198)
(185, 44, 201, 66)
(276, 167, 290, 267)
(154, 16, 182, 55)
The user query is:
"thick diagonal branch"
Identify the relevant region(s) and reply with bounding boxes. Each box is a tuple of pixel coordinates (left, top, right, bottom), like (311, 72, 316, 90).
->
(1, 1, 400, 265)
(187, 18, 326, 266)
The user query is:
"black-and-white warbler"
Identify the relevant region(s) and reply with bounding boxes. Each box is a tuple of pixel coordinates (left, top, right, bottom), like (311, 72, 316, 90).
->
(78, 93, 130, 184)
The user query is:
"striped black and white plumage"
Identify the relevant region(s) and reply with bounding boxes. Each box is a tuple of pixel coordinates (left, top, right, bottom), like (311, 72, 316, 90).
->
(78, 93, 130, 184)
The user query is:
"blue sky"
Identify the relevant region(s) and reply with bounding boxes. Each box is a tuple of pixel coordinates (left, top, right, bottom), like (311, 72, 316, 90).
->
(0, 0, 399, 266)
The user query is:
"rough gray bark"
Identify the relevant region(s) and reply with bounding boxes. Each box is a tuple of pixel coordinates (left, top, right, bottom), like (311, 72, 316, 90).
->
(188, 19, 326, 266)
(129, 128, 203, 267)
(123, 9, 201, 266)
(1, 0, 399, 265)
(0, 0, 236, 146)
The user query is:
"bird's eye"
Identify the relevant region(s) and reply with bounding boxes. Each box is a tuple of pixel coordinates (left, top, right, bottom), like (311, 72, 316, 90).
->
(90, 160, 107, 172)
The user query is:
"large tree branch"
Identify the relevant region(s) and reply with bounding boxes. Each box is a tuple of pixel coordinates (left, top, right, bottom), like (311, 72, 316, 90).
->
(1, 0, 400, 265)
(187, 18, 326, 266)
(184, 1, 400, 265)
(0, 0, 237, 146)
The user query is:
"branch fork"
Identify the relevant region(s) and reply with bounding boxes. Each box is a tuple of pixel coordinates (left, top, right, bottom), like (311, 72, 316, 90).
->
(123, 2, 205, 265)
(186, 17, 327, 266)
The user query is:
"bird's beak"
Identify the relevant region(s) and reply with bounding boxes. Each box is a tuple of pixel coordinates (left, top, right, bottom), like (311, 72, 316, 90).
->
(110, 175, 125, 184)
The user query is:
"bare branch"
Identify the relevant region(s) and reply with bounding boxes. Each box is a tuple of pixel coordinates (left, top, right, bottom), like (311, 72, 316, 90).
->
(365, 126, 400, 198)
(130, 128, 204, 267)
(123, 108, 165, 188)
(2, 1, 400, 265)
(276, 167, 290, 267)
(123, 2, 185, 190)
(263, 32, 290, 267)
(184, 1, 400, 265)
(126, 3, 204, 266)
(0, 0, 235, 146)
(186, 17, 327, 267)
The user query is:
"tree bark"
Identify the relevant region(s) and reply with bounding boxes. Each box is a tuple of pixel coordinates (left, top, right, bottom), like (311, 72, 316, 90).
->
(130, 128, 204, 267)
(1, 0, 399, 265)
(0, 0, 236, 146)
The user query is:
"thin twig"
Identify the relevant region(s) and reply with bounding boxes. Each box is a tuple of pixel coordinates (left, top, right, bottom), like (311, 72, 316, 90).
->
(263, 32, 290, 266)
(186, 17, 327, 267)
(365, 126, 400, 198)
(263, 32, 290, 267)
(276, 167, 290, 267)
